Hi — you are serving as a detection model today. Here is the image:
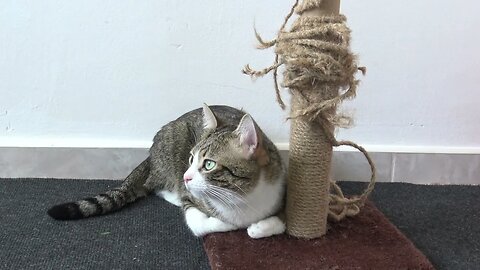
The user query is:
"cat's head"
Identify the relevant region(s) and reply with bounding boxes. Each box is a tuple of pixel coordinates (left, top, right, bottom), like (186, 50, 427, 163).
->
(183, 104, 270, 201)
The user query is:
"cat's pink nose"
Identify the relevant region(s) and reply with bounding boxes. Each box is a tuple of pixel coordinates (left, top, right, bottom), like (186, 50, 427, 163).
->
(183, 173, 193, 182)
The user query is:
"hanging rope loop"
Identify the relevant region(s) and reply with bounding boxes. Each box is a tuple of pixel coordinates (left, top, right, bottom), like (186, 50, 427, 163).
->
(243, 0, 376, 236)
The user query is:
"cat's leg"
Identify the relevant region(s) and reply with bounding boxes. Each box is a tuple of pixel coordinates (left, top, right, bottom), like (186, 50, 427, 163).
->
(156, 190, 182, 207)
(247, 216, 285, 239)
(184, 207, 238, 237)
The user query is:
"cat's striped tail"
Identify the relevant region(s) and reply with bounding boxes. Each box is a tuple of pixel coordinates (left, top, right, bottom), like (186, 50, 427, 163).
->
(47, 158, 152, 220)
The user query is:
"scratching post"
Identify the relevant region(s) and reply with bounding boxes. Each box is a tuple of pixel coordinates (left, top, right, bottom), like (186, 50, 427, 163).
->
(286, 0, 340, 238)
(244, 0, 376, 239)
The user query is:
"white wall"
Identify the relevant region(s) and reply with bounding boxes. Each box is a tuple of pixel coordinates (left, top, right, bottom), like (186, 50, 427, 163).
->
(1, 0, 479, 151)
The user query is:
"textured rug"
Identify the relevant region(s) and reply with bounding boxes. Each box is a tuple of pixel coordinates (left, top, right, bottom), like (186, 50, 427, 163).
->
(203, 201, 434, 270)
(1, 179, 479, 270)
(0, 178, 209, 270)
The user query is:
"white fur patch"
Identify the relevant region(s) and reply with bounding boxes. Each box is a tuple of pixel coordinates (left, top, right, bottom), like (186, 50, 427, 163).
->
(185, 207, 237, 237)
(247, 216, 285, 239)
(156, 190, 181, 207)
(184, 152, 207, 198)
(208, 170, 285, 228)
(183, 151, 286, 238)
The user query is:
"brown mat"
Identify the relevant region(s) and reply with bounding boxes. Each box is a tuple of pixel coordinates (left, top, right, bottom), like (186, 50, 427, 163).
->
(203, 201, 434, 270)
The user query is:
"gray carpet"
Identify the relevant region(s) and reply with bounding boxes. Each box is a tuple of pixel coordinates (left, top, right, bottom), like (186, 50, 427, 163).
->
(1, 179, 479, 270)
(341, 182, 480, 270)
(0, 179, 209, 270)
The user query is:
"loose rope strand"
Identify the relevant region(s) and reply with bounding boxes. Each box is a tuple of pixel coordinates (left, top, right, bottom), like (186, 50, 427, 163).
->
(243, 0, 376, 229)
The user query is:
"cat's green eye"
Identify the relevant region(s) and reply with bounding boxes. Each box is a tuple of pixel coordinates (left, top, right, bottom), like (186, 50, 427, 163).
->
(203, 160, 216, 171)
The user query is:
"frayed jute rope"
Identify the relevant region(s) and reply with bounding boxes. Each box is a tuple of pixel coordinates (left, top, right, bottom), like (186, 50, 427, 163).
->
(243, 0, 376, 238)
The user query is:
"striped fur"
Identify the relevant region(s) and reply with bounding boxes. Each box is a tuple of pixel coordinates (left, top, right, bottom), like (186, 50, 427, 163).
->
(47, 158, 151, 220)
(47, 105, 285, 239)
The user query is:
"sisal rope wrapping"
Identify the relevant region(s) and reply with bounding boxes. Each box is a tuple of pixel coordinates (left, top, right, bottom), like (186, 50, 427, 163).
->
(244, 0, 376, 239)
(286, 89, 336, 237)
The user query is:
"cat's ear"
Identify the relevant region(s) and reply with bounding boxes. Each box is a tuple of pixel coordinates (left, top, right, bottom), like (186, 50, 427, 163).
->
(235, 114, 258, 158)
(202, 103, 217, 130)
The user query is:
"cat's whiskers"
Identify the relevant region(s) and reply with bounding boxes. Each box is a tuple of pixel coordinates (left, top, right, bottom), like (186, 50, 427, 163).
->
(208, 185, 252, 206)
(206, 188, 247, 216)
(186, 183, 208, 197)
(232, 183, 248, 196)
(201, 190, 232, 212)
(207, 185, 245, 199)
(204, 189, 238, 214)
(188, 184, 236, 213)
(206, 184, 260, 216)
(207, 185, 244, 203)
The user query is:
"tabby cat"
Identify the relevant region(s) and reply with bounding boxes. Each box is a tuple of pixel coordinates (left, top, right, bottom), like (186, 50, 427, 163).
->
(48, 104, 286, 238)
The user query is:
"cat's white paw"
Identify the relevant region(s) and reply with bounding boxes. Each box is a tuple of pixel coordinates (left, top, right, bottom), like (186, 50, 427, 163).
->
(247, 216, 285, 239)
(185, 207, 237, 237)
(185, 208, 208, 236)
(157, 190, 182, 207)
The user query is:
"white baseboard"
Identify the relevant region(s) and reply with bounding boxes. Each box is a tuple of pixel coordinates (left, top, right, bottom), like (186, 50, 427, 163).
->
(1, 144, 479, 185)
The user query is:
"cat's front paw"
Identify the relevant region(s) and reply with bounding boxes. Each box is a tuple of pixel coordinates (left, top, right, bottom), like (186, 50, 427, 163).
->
(185, 207, 237, 237)
(247, 216, 285, 239)
(185, 207, 209, 236)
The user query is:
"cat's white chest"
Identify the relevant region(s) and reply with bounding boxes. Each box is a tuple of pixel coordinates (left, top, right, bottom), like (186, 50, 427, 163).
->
(210, 173, 285, 228)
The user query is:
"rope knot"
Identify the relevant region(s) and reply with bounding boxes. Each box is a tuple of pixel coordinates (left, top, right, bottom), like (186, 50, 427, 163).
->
(244, 14, 362, 125)
(243, 0, 376, 230)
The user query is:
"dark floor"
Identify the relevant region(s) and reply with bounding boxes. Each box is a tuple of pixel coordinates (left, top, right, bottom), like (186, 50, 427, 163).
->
(0, 179, 209, 270)
(340, 182, 480, 270)
(0, 179, 479, 270)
